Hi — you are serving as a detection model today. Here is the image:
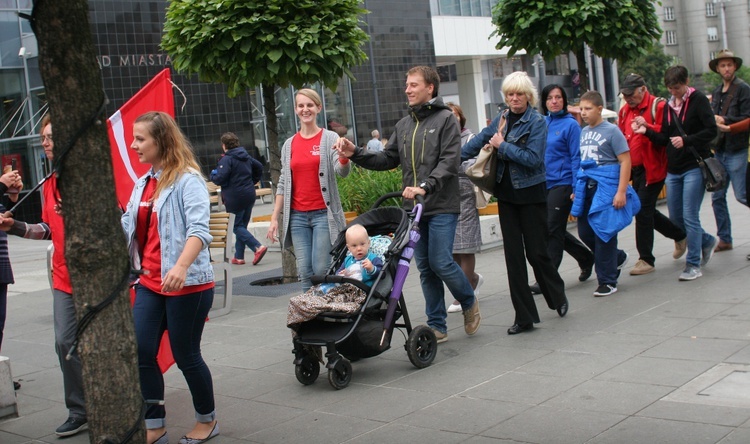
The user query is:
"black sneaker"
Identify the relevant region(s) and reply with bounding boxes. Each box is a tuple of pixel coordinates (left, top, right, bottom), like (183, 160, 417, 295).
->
(56, 417, 88, 437)
(593, 284, 617, 297)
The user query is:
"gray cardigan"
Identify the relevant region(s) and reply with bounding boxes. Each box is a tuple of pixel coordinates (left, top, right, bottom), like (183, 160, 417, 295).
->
(276, 128, 351, 249)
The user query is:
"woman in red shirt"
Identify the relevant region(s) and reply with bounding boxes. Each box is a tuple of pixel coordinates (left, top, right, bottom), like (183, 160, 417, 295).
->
(122, 112, 217, 444)
(267, 89, 351, 290)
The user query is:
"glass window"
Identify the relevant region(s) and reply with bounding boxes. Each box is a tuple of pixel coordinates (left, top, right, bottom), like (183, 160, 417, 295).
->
(438, 0, 461, 16)
(706, 2, 716, 16)
(707, 26, 719, 41)
(666, 30, 677, 46)
(664, 6, 675, 21)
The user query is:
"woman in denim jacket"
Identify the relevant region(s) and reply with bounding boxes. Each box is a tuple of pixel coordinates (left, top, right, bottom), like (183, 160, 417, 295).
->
(122, 112, 218, 444)
(462, 72, 568, 335)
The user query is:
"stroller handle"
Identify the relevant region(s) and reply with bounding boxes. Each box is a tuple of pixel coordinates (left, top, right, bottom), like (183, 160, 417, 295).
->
(371, 191, 425, 209)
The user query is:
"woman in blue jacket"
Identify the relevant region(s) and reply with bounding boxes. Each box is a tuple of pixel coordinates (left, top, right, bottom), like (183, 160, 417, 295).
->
(123, 112, 218, 444)
(462, 72, 568, 335)
(529, 85, 594, 295)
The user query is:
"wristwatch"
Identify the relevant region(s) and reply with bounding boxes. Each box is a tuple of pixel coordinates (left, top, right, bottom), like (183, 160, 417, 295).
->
(418, 181, 430, 194)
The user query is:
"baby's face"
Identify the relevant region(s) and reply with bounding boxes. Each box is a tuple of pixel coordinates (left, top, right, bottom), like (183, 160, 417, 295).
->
(346, 234, 370, 260)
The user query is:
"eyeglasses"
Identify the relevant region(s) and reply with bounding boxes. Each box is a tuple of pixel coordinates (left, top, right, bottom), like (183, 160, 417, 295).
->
(40, 135, 53, 143)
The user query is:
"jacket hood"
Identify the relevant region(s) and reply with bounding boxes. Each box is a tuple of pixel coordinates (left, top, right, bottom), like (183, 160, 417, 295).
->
(409, 97, 450, 121)
(547, 112, 577, 123)
(225, 146, 250, 161)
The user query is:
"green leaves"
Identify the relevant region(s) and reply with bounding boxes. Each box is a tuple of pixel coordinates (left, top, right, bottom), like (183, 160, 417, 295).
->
(162, 0, 370, 98)
(491, 0, 661, 64)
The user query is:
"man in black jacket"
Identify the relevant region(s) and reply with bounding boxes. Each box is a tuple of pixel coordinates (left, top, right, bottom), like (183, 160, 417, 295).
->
(709, 50, 750, 253)
(210, 132, 267, 265)
(334, 66, 480, 343)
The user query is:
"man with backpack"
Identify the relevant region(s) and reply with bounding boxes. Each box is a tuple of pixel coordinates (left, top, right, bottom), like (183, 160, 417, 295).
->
(618, 74, 686, 275)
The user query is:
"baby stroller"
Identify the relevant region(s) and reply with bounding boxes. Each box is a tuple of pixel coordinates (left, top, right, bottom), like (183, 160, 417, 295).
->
(292, 192, 438, 389)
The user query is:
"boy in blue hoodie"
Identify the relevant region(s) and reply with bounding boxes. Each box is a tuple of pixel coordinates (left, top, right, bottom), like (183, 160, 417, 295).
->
(576, 91, 635, 297)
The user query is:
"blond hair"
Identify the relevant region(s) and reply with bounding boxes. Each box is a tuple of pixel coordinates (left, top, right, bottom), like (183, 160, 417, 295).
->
(134, 112, 202, 199)
(501, 71, 539, 108)
(296, 88, 322, 107)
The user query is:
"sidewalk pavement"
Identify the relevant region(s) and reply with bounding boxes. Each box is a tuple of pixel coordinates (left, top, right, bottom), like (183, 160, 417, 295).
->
(1, 198, 750, 443)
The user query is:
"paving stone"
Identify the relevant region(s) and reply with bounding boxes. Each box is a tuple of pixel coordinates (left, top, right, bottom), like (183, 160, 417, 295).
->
(641, 336, 748, 362)
(243, 411, 383, 444)
(541, 379, 673, 415)
(595, 356, 715, 387)
(482, 405, 626, 444)
(638, 400, 750, 427)
(463, 372, 582, 406)
(345, 422, 467, 443)
(587, 416, 732, 444)
(319, 386, 447, 422)
(396, 396, 530, 434)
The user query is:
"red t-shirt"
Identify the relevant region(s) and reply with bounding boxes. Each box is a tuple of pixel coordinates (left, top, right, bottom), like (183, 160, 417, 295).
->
(290, 130, 326, 212)
(43, 175, 71, 294)
(137, 178, 213, 296)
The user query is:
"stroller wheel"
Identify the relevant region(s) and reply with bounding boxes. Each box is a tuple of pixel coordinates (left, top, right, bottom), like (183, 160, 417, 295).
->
(327, 358, 353, 390)
(295, 355, 320, 385)
(406, 325, 438, 368)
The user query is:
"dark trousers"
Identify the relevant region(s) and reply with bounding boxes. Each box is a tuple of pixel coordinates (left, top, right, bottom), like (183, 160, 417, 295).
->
(497, 200, 566, 325)
(631, 166, 685, 265)
(134, 285, 215, 427)
(577, 182, 627, 285)
(547, 185, 593, 269)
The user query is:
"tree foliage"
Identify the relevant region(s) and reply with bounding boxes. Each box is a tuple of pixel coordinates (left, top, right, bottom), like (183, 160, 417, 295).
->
(619, 41, 676, 99)
(491, 0, 661, 90)
(162, 0, 370, 97)
(162, 0, 370, 279)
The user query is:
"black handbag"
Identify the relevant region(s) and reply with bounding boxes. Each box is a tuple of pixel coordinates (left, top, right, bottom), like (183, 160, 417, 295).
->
(668, 108, 727, 192)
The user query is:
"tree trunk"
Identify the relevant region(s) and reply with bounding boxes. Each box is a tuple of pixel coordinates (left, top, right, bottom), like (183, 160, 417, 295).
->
(575, 45, 590, 95)
(262, 83, 297, 281)
(33, 1, 144, 443)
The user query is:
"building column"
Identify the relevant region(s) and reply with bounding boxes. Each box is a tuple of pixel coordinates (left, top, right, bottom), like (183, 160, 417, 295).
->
(455, 58, 486, 132)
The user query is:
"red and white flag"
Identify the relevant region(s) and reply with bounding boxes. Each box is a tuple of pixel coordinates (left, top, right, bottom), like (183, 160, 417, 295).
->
(107, 68, 175, 209)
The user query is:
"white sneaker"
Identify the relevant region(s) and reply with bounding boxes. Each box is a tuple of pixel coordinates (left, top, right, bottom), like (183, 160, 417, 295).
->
(447, 302, 462, 313)
(474, 273, 484, 296)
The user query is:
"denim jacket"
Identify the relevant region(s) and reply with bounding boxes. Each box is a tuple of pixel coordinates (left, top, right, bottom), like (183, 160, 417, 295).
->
(462, 106, 547, 189)
(122, 168, 214, 285)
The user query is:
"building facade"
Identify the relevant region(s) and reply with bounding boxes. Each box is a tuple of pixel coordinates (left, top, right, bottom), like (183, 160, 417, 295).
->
(657, 0, 750, 75)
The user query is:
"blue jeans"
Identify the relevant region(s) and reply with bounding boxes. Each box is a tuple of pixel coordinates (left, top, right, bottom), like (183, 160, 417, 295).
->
(666, 168, 715, 267)
(576, 182, 626, 286)
(414, 213, 475, 334)
(133, 285, 215, 429)
(711, 148, 748, 244)
(290, 210, 333, 291)
(233, 204, 262, 260)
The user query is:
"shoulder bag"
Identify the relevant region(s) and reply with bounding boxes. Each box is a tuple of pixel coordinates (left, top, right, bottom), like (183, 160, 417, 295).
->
(669, 107, 727, 192)
(466, 116, 505, 194)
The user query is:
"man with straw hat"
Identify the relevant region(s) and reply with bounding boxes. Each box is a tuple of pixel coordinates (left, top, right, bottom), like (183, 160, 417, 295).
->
(709, 49, 750, 253)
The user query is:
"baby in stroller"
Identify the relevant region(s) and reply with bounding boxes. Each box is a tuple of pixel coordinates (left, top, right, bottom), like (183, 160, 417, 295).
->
(287, 224, 384, 333)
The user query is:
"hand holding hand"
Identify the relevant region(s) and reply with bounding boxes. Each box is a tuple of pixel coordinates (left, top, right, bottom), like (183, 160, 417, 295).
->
(333, 137, 355, 158)
(717, 123, 731, 133)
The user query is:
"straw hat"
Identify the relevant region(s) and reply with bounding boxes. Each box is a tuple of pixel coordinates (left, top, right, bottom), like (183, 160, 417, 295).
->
(709, 49, 743, 73)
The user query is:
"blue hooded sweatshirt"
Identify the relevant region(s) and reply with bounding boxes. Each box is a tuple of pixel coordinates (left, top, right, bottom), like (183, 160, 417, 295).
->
(545, 112, 581, 189)
(210, 147, 264, 213)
